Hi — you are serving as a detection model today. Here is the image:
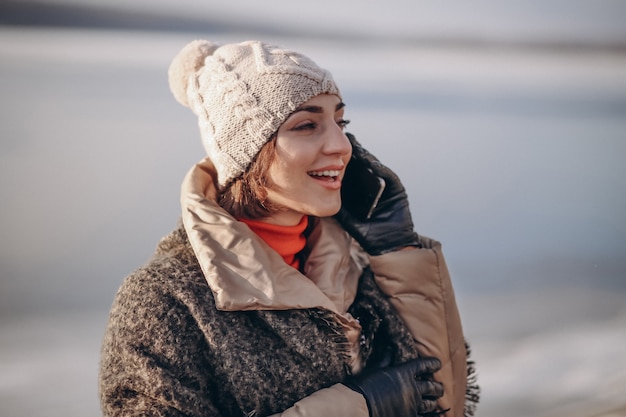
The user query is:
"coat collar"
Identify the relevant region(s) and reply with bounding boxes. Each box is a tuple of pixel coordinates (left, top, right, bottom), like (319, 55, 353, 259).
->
(180, 157, 365, 314)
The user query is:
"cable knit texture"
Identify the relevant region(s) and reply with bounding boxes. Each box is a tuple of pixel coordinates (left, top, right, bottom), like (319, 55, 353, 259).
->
(168, 40, 340, 187)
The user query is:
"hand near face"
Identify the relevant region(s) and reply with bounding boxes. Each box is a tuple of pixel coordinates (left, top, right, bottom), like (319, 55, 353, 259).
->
(335, 133, 421, 255)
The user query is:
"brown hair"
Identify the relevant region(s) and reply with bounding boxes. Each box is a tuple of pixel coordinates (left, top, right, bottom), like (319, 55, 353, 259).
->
(217, 138, 284, 220)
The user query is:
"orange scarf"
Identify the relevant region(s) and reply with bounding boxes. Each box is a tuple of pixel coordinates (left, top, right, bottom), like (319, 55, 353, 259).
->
(239, 216, 308, 270)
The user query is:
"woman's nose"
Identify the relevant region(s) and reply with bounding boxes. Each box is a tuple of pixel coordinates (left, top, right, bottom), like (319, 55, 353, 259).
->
(324, 125, 352, 156)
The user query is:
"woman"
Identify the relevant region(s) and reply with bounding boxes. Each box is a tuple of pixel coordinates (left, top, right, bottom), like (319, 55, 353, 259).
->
(99, 40, 478, 417)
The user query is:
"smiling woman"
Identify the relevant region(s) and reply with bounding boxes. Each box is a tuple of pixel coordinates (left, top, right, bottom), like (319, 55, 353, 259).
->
(98, 39, 478, 417)
(264, 94, 351, 225)
(218, 94, 351, 227)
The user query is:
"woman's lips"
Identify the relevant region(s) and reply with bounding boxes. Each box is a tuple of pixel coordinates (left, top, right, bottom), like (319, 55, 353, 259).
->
(308, 169, 340, 180)
(307, 169, 342, 189)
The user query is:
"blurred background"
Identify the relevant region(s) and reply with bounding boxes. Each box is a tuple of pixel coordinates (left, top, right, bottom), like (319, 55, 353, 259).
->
(1, 1, 625, 416)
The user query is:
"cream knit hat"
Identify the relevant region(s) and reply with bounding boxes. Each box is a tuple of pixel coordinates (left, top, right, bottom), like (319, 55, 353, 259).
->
(168, 40, 341, 187)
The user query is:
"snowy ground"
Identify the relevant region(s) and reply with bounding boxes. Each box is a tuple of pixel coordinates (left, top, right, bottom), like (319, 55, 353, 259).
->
(1, 12, 626, 417)
(1, 290, 625, 417)
(459, 289, 626, 417)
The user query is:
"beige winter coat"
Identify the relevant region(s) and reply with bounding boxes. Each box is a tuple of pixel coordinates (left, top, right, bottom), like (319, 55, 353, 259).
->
(180, 158, 469, 416)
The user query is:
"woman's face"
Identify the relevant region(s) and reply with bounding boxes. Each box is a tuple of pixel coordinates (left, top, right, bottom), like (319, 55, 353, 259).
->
(265, 94, 352, 225)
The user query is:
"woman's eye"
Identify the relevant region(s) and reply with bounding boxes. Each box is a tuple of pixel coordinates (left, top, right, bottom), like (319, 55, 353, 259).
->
(337, 119, 351, 129)
(293, 122, 317, 131)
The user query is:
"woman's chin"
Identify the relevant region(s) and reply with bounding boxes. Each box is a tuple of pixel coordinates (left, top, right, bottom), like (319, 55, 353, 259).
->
(310, 202, 342, 218)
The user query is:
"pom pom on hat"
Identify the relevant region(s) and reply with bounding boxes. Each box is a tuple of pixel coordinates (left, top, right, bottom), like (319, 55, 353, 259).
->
(168, 40, 220, 107)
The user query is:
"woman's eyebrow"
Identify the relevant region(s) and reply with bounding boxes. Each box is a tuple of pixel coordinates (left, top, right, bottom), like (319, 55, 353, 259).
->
(294, 105, 323, 114)
(293, 102, 346, 114)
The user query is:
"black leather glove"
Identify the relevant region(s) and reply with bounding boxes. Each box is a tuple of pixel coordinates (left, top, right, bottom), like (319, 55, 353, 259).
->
(336, 133, 421, 255)
(345, 357, 444, 417)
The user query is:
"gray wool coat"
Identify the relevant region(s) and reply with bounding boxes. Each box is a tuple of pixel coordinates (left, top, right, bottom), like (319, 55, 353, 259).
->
(99, 224, 422, 416)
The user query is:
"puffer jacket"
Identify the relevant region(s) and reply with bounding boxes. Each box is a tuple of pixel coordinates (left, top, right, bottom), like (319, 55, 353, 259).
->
(99, 157, 477, 416)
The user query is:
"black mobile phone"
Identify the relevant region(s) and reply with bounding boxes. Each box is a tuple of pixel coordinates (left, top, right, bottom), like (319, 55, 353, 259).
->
(341, 156, 386, 221)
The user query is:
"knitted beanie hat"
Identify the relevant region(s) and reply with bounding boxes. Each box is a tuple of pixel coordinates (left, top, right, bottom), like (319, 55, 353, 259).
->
(168, 40, 341, 187)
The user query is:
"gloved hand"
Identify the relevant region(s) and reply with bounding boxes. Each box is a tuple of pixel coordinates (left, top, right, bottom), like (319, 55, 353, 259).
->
(336, 133, 421, 255)
(344, 357, 444, 417)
